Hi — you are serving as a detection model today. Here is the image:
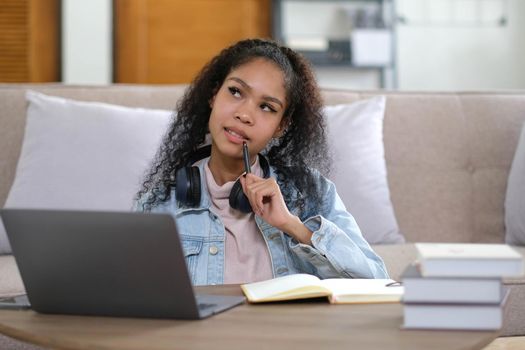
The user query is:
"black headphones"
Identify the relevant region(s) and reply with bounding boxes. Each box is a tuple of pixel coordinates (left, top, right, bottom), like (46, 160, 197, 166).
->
(174, 145, 270, 213)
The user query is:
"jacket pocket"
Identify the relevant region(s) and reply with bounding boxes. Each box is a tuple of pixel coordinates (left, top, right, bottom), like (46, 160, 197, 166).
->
(180, 236, 203, 283)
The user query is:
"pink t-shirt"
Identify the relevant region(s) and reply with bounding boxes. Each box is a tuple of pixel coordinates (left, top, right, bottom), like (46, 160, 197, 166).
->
(204, 158, 273, 284)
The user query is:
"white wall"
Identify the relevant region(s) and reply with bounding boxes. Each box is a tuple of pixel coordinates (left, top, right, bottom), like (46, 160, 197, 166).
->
(396, 0, 525, 90)
(62, 0, 112, 84)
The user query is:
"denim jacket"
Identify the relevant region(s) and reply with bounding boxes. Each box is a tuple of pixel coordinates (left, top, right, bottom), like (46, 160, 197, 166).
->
(135, 160, 389, 285)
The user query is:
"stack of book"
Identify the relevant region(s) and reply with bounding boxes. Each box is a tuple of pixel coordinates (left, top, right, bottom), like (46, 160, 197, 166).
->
(402, 243, 524, 330)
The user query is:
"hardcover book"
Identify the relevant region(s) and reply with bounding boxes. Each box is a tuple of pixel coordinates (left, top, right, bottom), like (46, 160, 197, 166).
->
(403, 288, 509, 330)
(401, 264, 503, 304)
(415, 243, 524, 278)
(241, 274, 403, 304)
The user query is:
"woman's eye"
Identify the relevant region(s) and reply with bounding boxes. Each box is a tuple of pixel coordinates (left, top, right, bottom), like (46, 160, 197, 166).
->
(261, 103, 277, 113)
(228, 87, 241, 97)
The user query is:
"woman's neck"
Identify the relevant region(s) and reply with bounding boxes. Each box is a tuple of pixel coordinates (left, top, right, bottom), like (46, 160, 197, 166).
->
(208, 153, 245, 186)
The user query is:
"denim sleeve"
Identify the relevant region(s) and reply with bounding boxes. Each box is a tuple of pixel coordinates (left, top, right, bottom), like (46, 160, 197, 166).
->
(287, 177, 389, 279)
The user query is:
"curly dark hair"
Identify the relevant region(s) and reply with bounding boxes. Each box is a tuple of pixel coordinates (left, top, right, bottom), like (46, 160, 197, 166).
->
(136, 38, 330, 213)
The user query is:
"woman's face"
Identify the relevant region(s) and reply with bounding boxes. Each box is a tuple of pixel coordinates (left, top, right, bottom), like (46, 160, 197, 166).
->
(208, 58, 287, 164)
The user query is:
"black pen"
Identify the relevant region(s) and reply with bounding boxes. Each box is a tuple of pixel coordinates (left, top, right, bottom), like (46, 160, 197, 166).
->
(243, 141, 251, 174)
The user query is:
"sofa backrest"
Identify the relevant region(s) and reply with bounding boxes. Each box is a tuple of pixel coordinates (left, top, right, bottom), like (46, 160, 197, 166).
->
(1, 84, 525, 243)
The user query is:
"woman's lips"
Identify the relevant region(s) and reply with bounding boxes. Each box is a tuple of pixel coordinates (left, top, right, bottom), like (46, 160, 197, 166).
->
(224, 127, 249, 143)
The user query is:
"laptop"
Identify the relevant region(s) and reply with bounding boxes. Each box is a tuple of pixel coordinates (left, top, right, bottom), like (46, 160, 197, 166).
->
(0, 208, 245, 319)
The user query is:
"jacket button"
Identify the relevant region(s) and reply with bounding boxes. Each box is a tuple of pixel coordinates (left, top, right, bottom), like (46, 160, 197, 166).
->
(209, 246, 219, 255)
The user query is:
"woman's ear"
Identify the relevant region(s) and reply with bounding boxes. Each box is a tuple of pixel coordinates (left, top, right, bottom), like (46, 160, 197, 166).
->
(273, 120, 289, 138)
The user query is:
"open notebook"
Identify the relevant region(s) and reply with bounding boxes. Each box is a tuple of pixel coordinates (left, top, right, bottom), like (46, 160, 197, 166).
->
(241, 274, 403, 304)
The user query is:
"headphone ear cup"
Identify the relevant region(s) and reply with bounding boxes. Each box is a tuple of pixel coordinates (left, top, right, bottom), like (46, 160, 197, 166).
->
(188, 166, 201, 206)
(175, 167, 189, 205)
(228, 155, 271, 213)
(229, 180, 253, 213)
(175, 166, 201, 207)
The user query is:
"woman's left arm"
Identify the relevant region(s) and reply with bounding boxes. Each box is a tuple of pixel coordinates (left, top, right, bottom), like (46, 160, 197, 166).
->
(287, 178, 390, 279)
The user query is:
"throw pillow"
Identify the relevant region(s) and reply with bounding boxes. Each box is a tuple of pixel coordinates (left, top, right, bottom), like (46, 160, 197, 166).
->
(0, 91, 172, 254)
(505, 122, 525, 246)
(324, 96, 404, 244)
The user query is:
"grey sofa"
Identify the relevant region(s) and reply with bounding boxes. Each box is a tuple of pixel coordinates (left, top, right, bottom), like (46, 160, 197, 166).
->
(0, 84, 524, 349)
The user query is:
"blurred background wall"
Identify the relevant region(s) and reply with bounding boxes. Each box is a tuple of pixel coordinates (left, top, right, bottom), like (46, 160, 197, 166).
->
(396, 0, 525, 90)
(1, 0, 524, 91)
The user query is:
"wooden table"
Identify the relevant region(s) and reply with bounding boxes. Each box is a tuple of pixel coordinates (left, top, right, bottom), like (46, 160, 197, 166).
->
(0, 285, 498, 350)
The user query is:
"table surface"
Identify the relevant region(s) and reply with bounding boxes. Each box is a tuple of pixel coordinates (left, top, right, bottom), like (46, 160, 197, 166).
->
(0, 285, 498, 350)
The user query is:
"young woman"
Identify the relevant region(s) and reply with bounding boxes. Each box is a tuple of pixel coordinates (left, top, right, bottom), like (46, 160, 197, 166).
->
(135, 38, 389, 285)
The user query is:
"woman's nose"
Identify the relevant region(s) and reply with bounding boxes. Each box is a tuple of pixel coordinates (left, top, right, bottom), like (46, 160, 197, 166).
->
(235, 106, 254, 124)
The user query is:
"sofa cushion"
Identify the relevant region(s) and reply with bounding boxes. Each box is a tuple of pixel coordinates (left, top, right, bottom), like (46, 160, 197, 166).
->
(0, 91, 172, 253)
(505, 122, 525, 245)
(373, 93, 525, 243)
(0, 85, 189, 212)
(325, 97, 404, 244)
